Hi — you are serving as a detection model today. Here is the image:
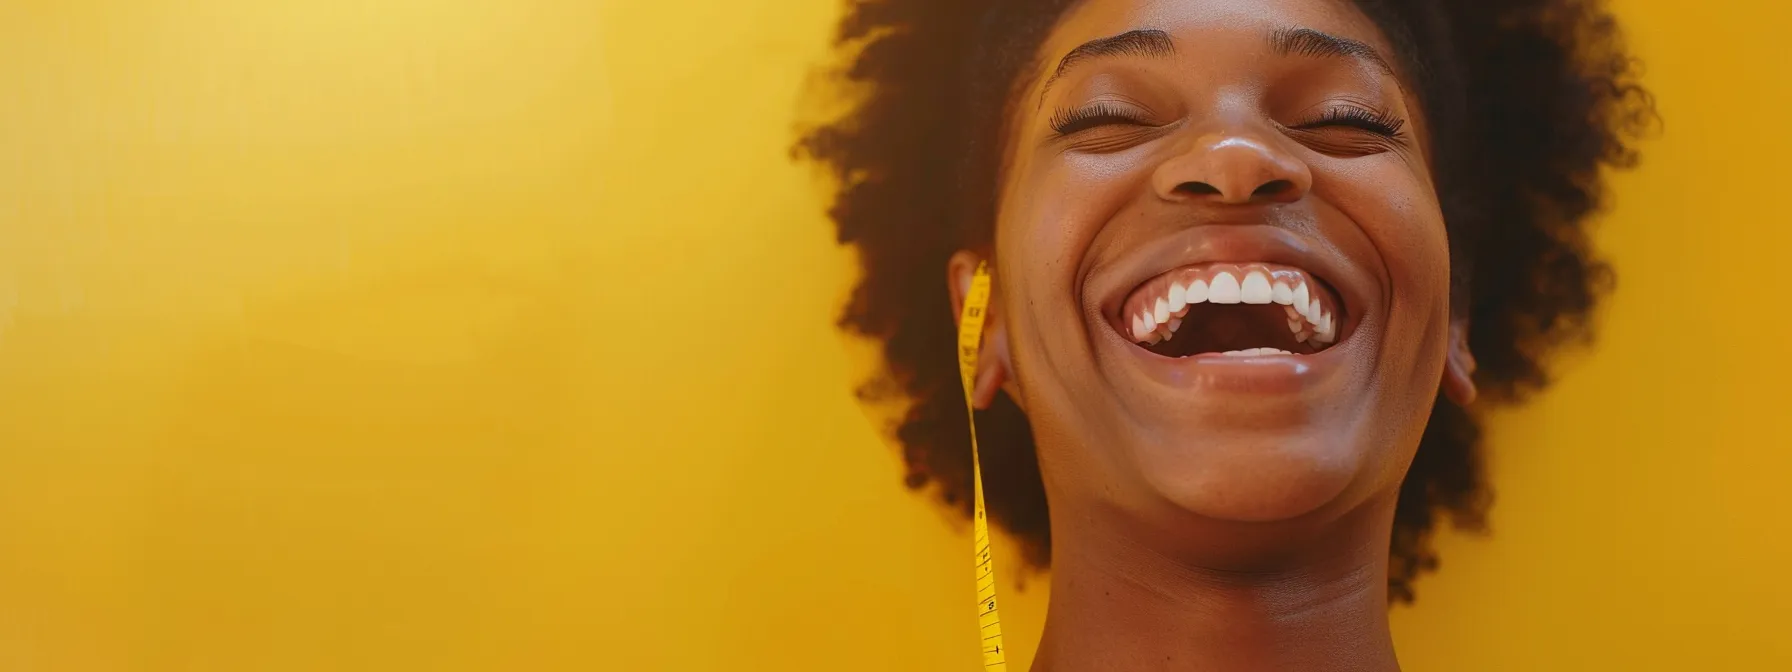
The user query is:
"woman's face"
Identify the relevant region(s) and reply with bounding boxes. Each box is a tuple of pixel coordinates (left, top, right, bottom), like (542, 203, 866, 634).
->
(977, 0, 1473, 534)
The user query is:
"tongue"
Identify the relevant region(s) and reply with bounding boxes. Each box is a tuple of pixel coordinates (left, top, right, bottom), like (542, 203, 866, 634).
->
(1145, 303, 1313, 357)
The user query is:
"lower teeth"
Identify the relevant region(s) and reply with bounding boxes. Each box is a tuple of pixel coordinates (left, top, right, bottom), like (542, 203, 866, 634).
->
(1220, 348, 1291, 357)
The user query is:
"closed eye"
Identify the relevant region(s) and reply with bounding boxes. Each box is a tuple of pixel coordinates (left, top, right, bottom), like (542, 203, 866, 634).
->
(1288, 106, 1406, 137)
(1049, 102, 1151, 135)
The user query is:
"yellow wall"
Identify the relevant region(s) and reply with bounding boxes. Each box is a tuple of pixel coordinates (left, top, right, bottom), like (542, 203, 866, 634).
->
(0, 0, 1785, 669)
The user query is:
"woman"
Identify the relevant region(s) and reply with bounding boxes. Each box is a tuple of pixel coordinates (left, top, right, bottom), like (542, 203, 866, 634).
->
(800, 0, 1652, 668)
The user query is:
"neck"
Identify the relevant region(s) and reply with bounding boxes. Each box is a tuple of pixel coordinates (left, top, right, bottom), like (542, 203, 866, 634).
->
(1030, 502, 1399, 672)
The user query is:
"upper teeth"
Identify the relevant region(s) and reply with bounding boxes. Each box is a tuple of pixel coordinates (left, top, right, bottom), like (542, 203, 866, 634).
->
(1208, 272, 1242, 304)
(1128, 265, 1339, 346)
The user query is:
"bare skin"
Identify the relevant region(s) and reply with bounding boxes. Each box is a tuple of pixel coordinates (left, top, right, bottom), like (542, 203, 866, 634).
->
(944, 0, 1479, 669)
(1029, 490, 1401, 671)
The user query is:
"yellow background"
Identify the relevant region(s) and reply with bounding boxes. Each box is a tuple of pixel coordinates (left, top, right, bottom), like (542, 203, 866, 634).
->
(0, 0, 1786, 669)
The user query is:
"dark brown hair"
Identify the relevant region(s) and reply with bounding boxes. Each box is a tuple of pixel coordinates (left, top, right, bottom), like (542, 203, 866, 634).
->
(799, 0, 1654, 602)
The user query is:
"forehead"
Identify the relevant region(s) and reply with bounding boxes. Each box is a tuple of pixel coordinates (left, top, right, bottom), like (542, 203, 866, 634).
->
(1037, 0, 1391, 71)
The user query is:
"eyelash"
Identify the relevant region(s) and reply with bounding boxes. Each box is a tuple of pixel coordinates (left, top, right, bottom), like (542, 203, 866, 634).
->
(1047, 104, 1407, 138)
(1290, 106, 1406, 137)
(1048, 102, 1148, 135)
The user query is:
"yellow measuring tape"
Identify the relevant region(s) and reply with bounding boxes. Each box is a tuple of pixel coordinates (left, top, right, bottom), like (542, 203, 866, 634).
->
(956, 261, 1008, 670)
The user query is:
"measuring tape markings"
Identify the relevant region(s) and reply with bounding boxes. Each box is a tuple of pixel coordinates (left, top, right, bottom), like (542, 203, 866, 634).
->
(956, 261, 1008, 671)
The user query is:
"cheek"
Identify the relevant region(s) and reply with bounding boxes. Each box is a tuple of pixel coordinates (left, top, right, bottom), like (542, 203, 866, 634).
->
(1000, 150, 1145, 273)
(1372, 184, 1450, 295)
(1329, 158, 1453, 405)
(997, 148, 1156, 347)
(1322, 154, 1452, 308)
(993, 149, 1143, 415)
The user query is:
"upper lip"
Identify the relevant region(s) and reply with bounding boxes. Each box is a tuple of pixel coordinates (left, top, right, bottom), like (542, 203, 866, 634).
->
(1088, 223, 1370, 340)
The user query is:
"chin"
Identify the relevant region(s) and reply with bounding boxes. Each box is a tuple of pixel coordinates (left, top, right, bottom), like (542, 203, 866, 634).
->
(1131, 424, 1371, 524)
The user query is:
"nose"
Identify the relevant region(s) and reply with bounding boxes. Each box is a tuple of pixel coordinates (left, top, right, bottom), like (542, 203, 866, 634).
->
(1151, 131, 1312, 205)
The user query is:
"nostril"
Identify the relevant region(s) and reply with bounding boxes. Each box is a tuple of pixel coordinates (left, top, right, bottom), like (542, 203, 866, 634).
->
(1175, 181, 1222, 197)
(1252, 180, 1296, 199)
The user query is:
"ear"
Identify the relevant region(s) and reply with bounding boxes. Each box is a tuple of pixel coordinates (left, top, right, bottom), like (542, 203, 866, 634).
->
(948, 251, 1021, 412)
(1443, 317, 1478, 407)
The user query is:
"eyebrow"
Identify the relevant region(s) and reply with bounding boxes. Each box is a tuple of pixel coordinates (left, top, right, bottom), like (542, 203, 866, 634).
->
(1038, 29, 1175, 105)
(1037, 26, 1395, 106)
(1267, 27, 1394, 76)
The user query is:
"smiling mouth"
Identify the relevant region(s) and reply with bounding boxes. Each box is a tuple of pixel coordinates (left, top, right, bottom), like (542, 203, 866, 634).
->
(1120, 263, 1347, 358)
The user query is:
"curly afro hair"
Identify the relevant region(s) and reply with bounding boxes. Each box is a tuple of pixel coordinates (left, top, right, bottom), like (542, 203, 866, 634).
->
(798, 0, 1654, 602)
